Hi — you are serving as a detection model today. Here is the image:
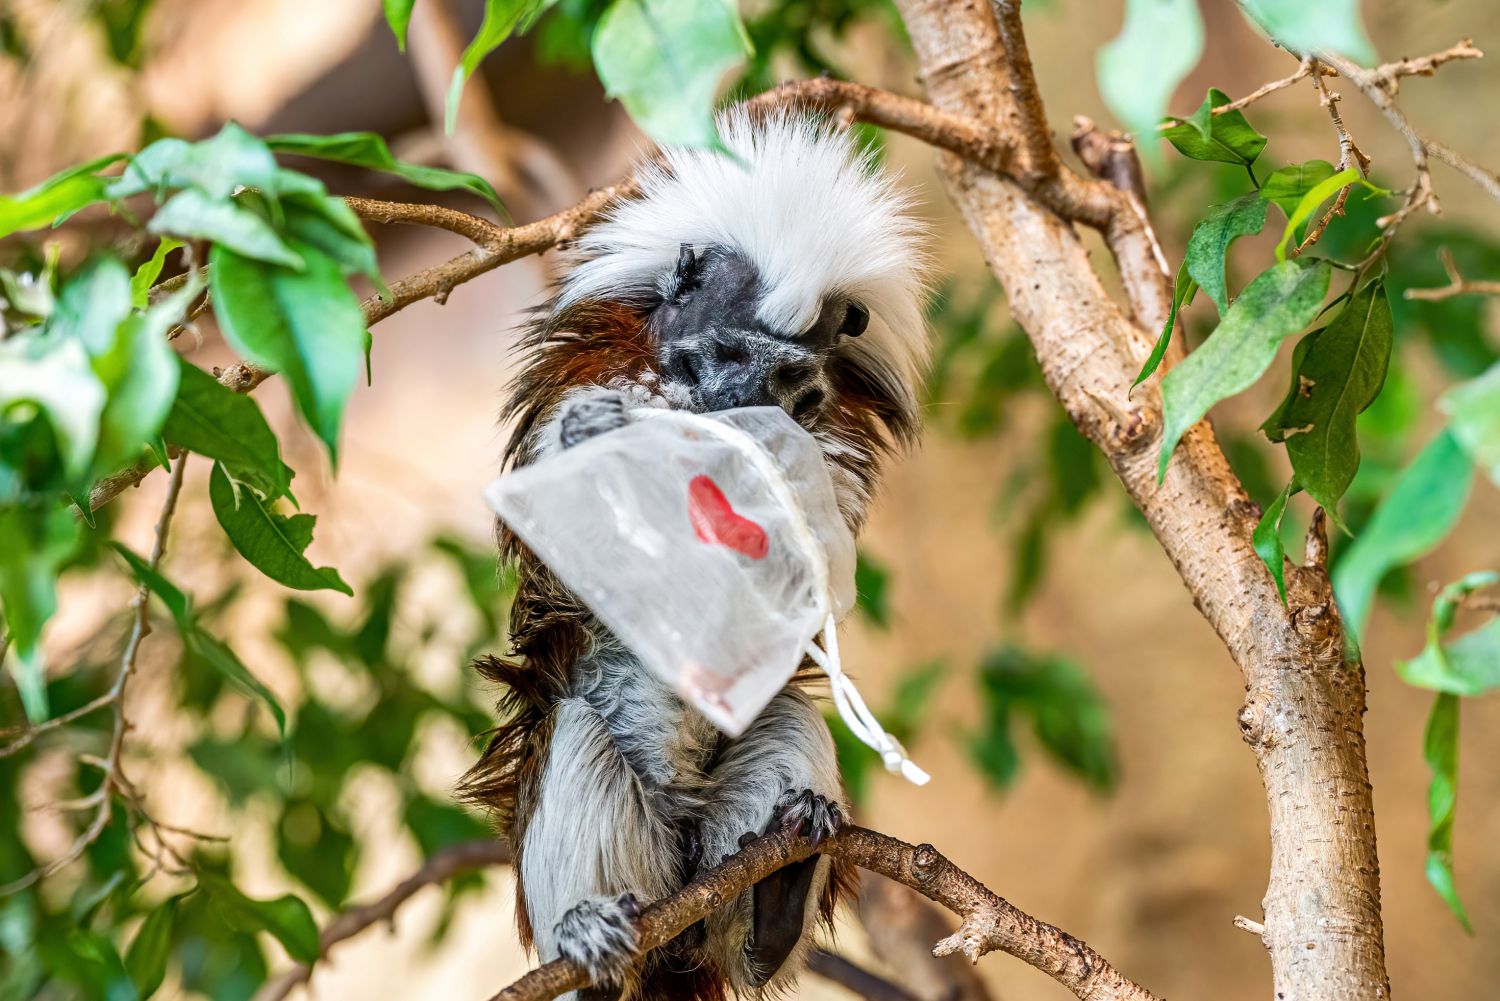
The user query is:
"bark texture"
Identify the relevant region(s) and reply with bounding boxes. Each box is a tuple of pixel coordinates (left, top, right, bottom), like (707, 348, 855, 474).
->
(892, 1, 1391, 997)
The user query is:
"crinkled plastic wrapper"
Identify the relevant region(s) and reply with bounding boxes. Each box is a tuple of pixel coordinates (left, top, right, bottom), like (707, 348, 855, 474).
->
(484, 406, 856, 735)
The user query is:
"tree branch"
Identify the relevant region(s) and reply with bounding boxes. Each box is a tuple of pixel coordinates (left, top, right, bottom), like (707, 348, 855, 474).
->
(893, 1, 1390, 997)
(1404, 246, 1500, 300)
(858, 872, 1003, 1001)
(254, 840, 514, 1001)
(807, 950, 925, 1001)
(485, 827, 1158, 1001)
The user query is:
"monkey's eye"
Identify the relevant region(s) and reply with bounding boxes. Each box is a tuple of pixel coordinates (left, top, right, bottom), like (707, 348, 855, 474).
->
(839, 303, 869, 338)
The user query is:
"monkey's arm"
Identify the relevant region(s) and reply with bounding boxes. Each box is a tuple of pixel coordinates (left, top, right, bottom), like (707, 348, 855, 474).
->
(698, 688, 846, 990)
(520, 697, 679, 995)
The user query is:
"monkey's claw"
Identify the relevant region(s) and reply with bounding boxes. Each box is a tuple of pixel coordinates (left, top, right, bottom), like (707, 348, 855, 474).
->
(559, 391, 630, 448)
(770, 788, 845, 848)
(555, 892, 643, 986)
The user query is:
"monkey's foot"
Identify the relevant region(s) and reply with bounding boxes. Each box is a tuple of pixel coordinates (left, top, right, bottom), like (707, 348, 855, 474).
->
(771, 788, 845, 848)
(559, 391, 629, 448)
(555, 893, 642, 987)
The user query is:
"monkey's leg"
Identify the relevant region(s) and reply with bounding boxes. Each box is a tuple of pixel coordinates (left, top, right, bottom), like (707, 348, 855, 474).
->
(522, 697, 678, 1001)
(697, 688, 846, 991)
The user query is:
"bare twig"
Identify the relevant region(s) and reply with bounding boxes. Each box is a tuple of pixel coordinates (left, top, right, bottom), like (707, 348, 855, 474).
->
(0, 458, 188, 896)
(346, 196, 513, 251)
(255, 840, 514, 1001)
(988, 1, 1059, 177)
(1404, 246, 1500, 300)
(1291, 61, 1369, 258)
(485, 827, 1159, 1001)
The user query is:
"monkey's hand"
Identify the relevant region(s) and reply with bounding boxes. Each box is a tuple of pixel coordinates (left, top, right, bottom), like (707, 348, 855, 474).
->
(770, 787, 845, 848)
(554, 892, 642, 988)
(558, 389, 631, 449)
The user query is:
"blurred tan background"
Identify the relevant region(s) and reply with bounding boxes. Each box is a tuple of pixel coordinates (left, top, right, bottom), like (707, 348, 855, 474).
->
(6, 0, 1500, 998)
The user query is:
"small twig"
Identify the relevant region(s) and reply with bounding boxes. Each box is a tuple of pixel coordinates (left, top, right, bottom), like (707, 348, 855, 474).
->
(346, 196, 513, 252)
(1233, 915, 1267, 936)
(254, 840, 514, 1001)
(484, 827, 1160, 1001)
(1292, 62, 1369, 258)
(0, 458, 188, 896)
(988, 1, 1059, 178)
(1404, 246, 1500, 300)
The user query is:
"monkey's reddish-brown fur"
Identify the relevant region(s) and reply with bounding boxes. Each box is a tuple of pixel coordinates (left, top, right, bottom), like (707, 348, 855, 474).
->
(462, 297, 902, 998)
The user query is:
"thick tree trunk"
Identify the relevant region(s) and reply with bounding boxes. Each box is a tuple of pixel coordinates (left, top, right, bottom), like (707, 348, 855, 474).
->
(891, 2, 1391, 997)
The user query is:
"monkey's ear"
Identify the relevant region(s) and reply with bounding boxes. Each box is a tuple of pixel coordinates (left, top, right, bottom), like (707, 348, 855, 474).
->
(666, 243, 701, 303)
(839, 302, 869, 337)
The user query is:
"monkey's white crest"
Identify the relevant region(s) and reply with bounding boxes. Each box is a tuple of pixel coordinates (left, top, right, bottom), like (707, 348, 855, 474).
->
(557, 109, 931, 421)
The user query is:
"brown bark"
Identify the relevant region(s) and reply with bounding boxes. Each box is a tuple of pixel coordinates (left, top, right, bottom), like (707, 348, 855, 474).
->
(893, 2, 1390, 998)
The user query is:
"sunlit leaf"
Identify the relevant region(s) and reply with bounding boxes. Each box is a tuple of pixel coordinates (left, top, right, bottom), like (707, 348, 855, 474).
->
(49, 256, 132, 356)
(1440, 361, 1500, 487)
(149, 190, 303, 269)
(1273, 166, 1385, 260)
(1158, 258, 1330, 481)
(0, 154, 124, 238)
(129, 238, 181, 309)
(210, 241, 367, 462)
(444, 0, 550, 134)
(592, 0, 751, 149)
(1096, 0, 1204, 144)
(209, 463, 351, 595)
(1185, 192, 1268, 315)
(1276, 278, 1393, 519)
(1396, 573, 1500, 697)
(268, 132, 505, 215)
(1238, 0, 1375, 64)
(0, 333, 106, 481)
(1162, 88, 1267, 167)
(109, 123, 280, 201)
(1332, 430, 1475, 640)
(1261, 159, 1336, 218)
(382, 0, 417, 49)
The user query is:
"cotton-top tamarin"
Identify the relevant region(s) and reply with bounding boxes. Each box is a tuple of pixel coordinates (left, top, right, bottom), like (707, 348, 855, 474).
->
(464, 109, 929, 1001)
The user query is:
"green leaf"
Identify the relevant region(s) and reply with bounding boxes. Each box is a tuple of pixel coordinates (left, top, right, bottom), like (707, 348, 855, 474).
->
(971, 646, 1115, 793)
(109, 123, 280, 202)
(1254, 478, 1295, 605)
(148, 190, 303, 269)
(1440, 361, 1500, 487)
(200, 873, 320, 966)
(0, 506, 80, 720)
(1238, 0, 1375, 64)
(1185, 192, 1268, 316)
(1261, 327, 1320, 443)
(0, 333, 106, 482)
(592, 0, 751, 149)
(0, 154, 124, 238)
(853, 550, 890, 629)
(1396, 575, 1500, 697)
(445, 0, 549, 134)
(1158, 258, 1330, 481)
(209, 241, 367, 462)
(162, 358, 291, 502)
(1332, 430, 1475, 640)
(1419, 693, 1470, 929)
(276, 197, 383, 291)
(1096, 0, 1204, 145)
(50, 256, 133, 356)
(124, 896, 180, 998)
(1162, 88, 1267, 167)
(112, 543, 287, 736)
(1132, 260, 1195, 390)
(382, 0, 417, 49)
(1277, 279, 1393, 518)
(209, 463, 350, 595)
(1273, 166, 1375, 260)
(267, 132, 505, 215)
(1261, 159, 1336, 218)
(89, 285, 191, 478)
(129, 238, 182, 310)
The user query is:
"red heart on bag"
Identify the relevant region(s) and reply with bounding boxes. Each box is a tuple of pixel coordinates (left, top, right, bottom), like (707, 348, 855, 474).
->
(687, 475, 769, 560)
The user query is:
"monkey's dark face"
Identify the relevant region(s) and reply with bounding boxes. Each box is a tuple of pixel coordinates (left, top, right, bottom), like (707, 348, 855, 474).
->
(650, 244, 869, 423)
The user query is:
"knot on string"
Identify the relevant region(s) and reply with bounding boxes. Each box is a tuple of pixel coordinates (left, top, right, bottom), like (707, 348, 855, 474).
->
(806, 613, 930, 787)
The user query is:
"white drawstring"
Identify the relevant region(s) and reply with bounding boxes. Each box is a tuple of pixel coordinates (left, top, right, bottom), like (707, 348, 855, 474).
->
(804, 613, 930, 786)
